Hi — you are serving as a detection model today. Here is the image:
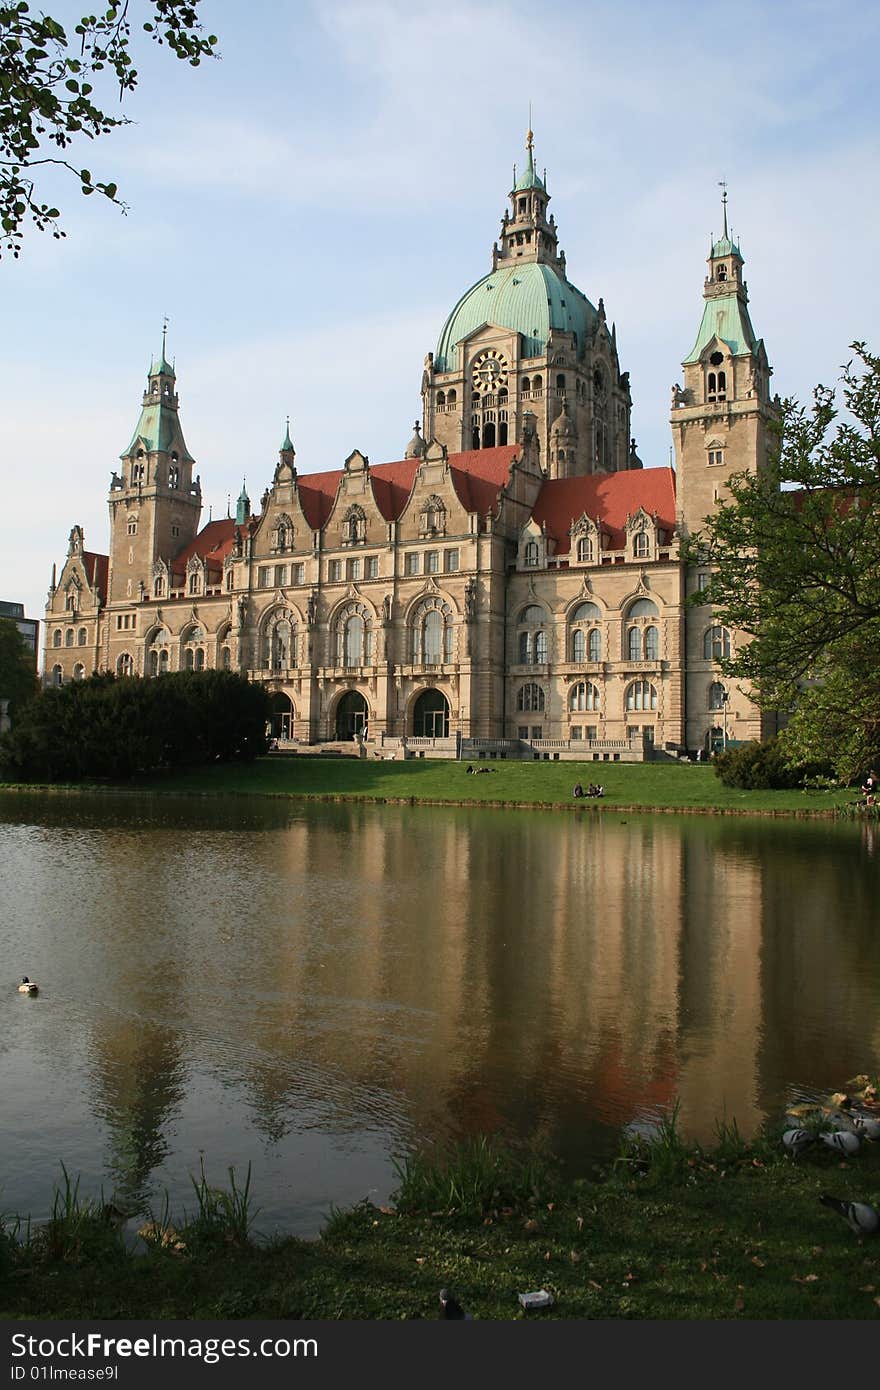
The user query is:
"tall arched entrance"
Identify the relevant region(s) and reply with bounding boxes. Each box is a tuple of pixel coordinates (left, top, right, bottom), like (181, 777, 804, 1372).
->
(269, 691, 295, 740)
(413, 688, 450, 738)
(335, 690, 368, 740)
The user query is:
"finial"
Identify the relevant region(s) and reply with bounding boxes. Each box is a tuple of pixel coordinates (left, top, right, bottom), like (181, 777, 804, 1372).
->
(162, 314, 169, 357)
(719, 179, 728, 238)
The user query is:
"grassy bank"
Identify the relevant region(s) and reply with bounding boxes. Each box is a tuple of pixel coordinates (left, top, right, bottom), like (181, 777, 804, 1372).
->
(2, 757, 863, 817)
(3, 1122, 879, 1320)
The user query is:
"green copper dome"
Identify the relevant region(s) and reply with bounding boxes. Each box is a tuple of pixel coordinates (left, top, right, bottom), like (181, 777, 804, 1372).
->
(435, 262, 597, 372)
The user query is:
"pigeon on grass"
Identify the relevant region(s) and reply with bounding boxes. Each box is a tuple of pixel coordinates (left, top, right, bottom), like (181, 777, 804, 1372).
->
(820, 1130, 860, 1157)
(819, 1194, 879, 1237)
(438, 1289, 472, 1320)
(782, 1129, 815, 1157)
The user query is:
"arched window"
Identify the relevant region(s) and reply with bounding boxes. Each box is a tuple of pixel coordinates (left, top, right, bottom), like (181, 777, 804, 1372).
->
(272, 618, 292, 671)
(148, 629, 170, 677)
(703, 625, 731, 660)
(518, 630, 531, 663)
(644, 626, 659, 661)
(633, 530, 650, 559)
(709, 681, 726, 710)
(154, 575, 165, 597)
(717, 264, 727, 281)
(52, 664, 63, 686)
(78, 628, 87, 646)
(708, 372, 717, 398)
(626, 680, 657, 711)
(524, 541, 539, 567)
(627, 626, 642, 660)
(413, 597, 454, 666)
(127, 516, 138, 536)
(344, 613, 364, 667)
(437, 390, 446, 407)
(188, 571, 201, 595)
(168, 456, 179, 489)
(221, 646, 231, 671)
(571, 629, 585, 662)
(422, 610, 443, 664)
(717, 370, 726, 397)
(517, 683, 545, 712)
(73, 663, 85, 681)
(628, 598, 659, 619)
(532, 374, 543, 393)
(588, 628, 601, 662)
(570, 681, 600, 712)
(577, 536, 593, 562)
(194, 648, 205, 672)
(65, 629, 74, 647)
(447, 388, 457, 407)
(521, 376, 531, 395)
(53, 629, 62, 648)
(556, 374, 566, 393)
(534, 630, 547, 663)
(117, 653, 133, 677)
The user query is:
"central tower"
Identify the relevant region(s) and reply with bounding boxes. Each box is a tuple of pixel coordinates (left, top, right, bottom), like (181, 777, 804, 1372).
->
(421, 131, 636, 478)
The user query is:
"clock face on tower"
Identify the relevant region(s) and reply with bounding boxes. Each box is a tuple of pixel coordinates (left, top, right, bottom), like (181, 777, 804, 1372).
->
(471, 349, 508, 394)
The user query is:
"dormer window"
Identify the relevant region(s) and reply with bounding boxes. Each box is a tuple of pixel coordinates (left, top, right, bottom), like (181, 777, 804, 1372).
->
(524, 541, 539, 567)
(633, 530, 650, 559)
(188, 573, 200, 595)
(518, 197, 526, 214)
(577, 537, 593, 562)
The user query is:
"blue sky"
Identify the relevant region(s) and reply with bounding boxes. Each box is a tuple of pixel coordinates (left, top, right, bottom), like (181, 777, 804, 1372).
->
(2, 0, 878, 632)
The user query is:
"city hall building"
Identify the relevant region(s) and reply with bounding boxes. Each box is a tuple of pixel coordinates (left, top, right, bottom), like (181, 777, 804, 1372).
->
(44, 135, 778, 758)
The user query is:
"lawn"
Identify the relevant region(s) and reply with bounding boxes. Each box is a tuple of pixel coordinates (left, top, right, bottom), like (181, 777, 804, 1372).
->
(130, 756, 857, 817)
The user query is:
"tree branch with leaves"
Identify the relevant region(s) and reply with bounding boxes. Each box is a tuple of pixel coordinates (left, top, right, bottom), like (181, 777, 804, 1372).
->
(688, 343, 880, 781)
(0, 1, 217, 257)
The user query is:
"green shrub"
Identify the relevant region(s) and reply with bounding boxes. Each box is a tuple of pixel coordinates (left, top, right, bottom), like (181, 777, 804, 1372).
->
(713, 737, 831, 790)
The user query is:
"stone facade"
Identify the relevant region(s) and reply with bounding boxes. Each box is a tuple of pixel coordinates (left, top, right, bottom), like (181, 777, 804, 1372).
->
(44, 143, 779, 758)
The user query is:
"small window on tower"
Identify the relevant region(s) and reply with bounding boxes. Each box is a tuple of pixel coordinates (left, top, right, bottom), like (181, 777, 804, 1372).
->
(717, 264, 728, 281)
(708, 450, 724, 467)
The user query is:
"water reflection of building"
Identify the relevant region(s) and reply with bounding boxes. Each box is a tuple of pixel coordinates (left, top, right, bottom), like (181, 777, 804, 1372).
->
(56, 807, 878, 1198)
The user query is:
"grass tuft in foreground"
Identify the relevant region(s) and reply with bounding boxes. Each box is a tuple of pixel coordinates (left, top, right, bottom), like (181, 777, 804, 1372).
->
(2, 1122, 879, 1320)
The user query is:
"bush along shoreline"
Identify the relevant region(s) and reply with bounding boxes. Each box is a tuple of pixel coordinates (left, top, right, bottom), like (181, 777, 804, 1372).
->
(2, 1088, 878, 1320)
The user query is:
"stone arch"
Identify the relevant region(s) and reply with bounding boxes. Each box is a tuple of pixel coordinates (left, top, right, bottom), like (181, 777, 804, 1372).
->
(411, 687, 450, 737)
(268, 690, 297, 740)
(333, 688, 370, 740)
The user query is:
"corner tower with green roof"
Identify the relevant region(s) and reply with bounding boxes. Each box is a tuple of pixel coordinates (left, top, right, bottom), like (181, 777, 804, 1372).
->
(421, 131, 635, 480)
(107, 344, 201, 607)
(671, 195, 779, 539)
(672, 193, 780, 750)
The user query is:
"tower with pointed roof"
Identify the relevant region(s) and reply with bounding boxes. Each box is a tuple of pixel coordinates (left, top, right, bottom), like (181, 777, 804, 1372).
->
(107, 340, 201, 609)
(672, 193, 778, 538)
(672, 193, 780, 749)
(422, 130, 633, 479)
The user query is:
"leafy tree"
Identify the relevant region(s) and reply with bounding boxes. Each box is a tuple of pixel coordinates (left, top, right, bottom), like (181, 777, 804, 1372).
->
(0, 1, 217, 257)
(0, 616, 39, 720)
(0, 670, 269, 781)
(691, 342, 880, 783)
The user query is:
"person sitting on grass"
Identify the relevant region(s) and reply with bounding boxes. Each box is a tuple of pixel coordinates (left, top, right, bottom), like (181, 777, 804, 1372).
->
(572, 783, 584, 798)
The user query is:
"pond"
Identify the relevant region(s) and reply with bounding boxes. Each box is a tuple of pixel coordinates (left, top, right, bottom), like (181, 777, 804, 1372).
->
(1, 792, 878, 1237)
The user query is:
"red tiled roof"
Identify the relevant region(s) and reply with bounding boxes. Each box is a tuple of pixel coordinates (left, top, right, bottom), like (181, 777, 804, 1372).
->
(531, 467, 677, 553)
(296, 470, 344, 531)
(170, 518, 239, 581)
(449, 445, 520, 515)
(82, 551, 109, 598)
(291, 445, 520, 529)
(369, 458, 420, 521)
